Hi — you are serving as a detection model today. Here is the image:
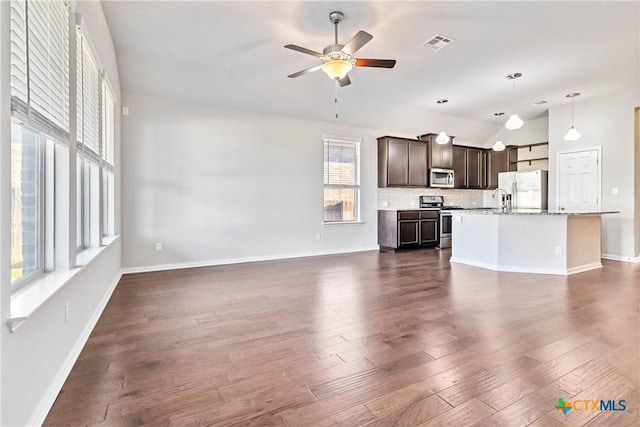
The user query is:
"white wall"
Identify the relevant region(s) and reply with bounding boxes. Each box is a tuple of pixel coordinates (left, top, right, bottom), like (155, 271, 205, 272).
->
(0, 2, 122, 425)
(121, 93, 405, 269)
(548, 87, 639, 260)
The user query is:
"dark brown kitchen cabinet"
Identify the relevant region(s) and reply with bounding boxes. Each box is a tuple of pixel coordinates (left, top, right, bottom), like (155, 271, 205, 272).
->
(408, 141, 428, 186)
(466, 148, 486, 189)
(452, 145, 468, 188)
(398, 220, 419, 245)
(418, 133, 453, 169)
(386, 139, 408, 186)
(378, 136, 428, 187)
(487, 149, 508, 189)
(378, 210, 439, 251)
(418, 211, 439, 245)
(507, 146, 518, 171)
(487, 146, 519, 188)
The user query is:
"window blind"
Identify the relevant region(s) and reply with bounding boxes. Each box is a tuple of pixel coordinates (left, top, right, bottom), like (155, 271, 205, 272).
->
(102, 82, 115, 167)
(80, 33, 100, 158)
(9, 0, 28, 107)
(76, 28, 83, 149)
(324, 140, 357, 186)
(10, 0, 69, 141)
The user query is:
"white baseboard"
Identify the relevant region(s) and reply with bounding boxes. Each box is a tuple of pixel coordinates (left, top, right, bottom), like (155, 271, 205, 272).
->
(122, 246, 380, 274)
(28, 271, 123, 427)
(449, 257, 601, 275)
(602, 253, 640, 263)
(566, 262, 603, 274)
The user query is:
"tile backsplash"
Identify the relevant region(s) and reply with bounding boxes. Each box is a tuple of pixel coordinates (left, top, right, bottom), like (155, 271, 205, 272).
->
(377, 187, 497, 209)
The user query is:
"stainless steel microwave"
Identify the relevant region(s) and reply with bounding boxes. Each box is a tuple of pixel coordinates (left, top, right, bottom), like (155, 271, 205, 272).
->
(430, 168, 455, 188)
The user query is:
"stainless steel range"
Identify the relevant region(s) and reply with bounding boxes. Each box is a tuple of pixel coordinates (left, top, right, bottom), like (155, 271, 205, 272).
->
(419, 195, 463, 249)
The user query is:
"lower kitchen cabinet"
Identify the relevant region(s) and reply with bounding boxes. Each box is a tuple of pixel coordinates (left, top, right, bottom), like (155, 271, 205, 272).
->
(419, 216, 438, 245)
(378, 210, 439, 251)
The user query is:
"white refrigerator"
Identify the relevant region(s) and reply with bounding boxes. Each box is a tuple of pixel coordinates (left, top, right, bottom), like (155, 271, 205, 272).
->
(498, 170, 548, 209)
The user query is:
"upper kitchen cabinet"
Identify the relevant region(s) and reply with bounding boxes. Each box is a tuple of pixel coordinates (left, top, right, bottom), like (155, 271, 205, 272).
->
(487, 146, 518, 189)
(487, 150, 508, 189)
(452, 145, 468, 188)
(418, 133, 453, 169)
(466, 148, 486, 189)
(378, 136, 429, 187)
(452, 145, 486, 189)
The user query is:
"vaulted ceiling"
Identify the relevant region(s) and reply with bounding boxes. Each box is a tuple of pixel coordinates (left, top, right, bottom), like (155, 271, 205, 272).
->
(101, 1, 639, 144)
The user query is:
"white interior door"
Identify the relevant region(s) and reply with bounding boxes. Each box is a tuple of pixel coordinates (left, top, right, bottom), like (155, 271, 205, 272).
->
(557, 148, 600, 212)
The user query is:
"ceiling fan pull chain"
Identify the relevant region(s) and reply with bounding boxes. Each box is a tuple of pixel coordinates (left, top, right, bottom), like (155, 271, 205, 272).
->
(335, 80, 339, 119)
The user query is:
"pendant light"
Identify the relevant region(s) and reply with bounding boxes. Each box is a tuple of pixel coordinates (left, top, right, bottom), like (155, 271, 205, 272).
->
(505, 73, 524, 130)
(564, 93, 582, 141)
(492, 140, 506, 151)
(435, 99, 450, 144)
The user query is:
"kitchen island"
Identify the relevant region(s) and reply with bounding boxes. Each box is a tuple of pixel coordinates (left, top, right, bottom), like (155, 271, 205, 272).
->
(449, 209, 618, 275)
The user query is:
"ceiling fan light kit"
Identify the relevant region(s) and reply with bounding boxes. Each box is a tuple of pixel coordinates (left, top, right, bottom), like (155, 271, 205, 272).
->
(505, 72, 524, 130)
(564, 92, 582, 141)
(321, 51, 355, 79)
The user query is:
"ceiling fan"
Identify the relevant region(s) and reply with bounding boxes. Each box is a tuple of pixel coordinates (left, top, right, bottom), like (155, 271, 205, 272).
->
(285, 11, 396, 87)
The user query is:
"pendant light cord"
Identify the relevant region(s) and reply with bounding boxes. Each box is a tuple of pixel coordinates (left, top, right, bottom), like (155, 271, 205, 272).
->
(512, 77, 516, 113)
(571, 96, 574, 126)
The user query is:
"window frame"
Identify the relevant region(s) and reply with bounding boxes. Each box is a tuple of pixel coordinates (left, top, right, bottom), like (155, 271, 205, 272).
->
(10, 123, 49, 290)
(322, 135, 361, 224)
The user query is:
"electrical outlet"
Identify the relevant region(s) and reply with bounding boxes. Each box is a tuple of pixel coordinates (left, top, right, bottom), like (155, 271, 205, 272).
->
(382, 201, 389, 207)
(155, 242, 162, 251)
(65, 302, 70, 323)
(316, 233, 322, 240)
(555, 246, 563, 255)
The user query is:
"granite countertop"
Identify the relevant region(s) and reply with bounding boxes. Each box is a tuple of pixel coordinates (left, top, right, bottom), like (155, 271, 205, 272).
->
(453, 209, 619, 216)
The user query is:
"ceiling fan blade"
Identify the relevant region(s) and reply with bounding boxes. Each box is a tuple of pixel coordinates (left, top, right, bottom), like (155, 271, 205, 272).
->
(287, 64, 323, 78)
(355, 58, 396, 68)
(341, 31, 373, 56)
(284, 44, 324, 58)
(338, 74, 351, 87)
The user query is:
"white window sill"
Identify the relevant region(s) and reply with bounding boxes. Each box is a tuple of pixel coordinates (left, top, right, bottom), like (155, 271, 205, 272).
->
(8, 270, 81, 332)
(102, 234, 118, 246)
(7, 235, 120, 332)
(322, 221, 365, 226)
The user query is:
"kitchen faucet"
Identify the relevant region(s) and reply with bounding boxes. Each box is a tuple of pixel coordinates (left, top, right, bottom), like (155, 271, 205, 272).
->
(491, 188, 511, 211)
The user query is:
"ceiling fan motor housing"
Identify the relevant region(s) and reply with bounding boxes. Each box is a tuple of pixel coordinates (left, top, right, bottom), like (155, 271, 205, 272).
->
(329, 11, 344, 25)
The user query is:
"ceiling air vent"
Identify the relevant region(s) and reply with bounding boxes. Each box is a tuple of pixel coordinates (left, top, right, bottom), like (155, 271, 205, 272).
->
(420, 34, 454, 51)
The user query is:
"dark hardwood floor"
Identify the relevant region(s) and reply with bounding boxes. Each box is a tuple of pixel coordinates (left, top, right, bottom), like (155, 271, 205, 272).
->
(44, 249, 639, 426)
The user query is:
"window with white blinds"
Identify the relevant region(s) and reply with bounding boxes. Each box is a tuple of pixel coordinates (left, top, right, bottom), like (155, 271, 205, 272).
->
(323, 137, 361, 223)
(10, 0, 70, 140)
(76, 30, 101, 159)
(102, 82, 115, 167)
